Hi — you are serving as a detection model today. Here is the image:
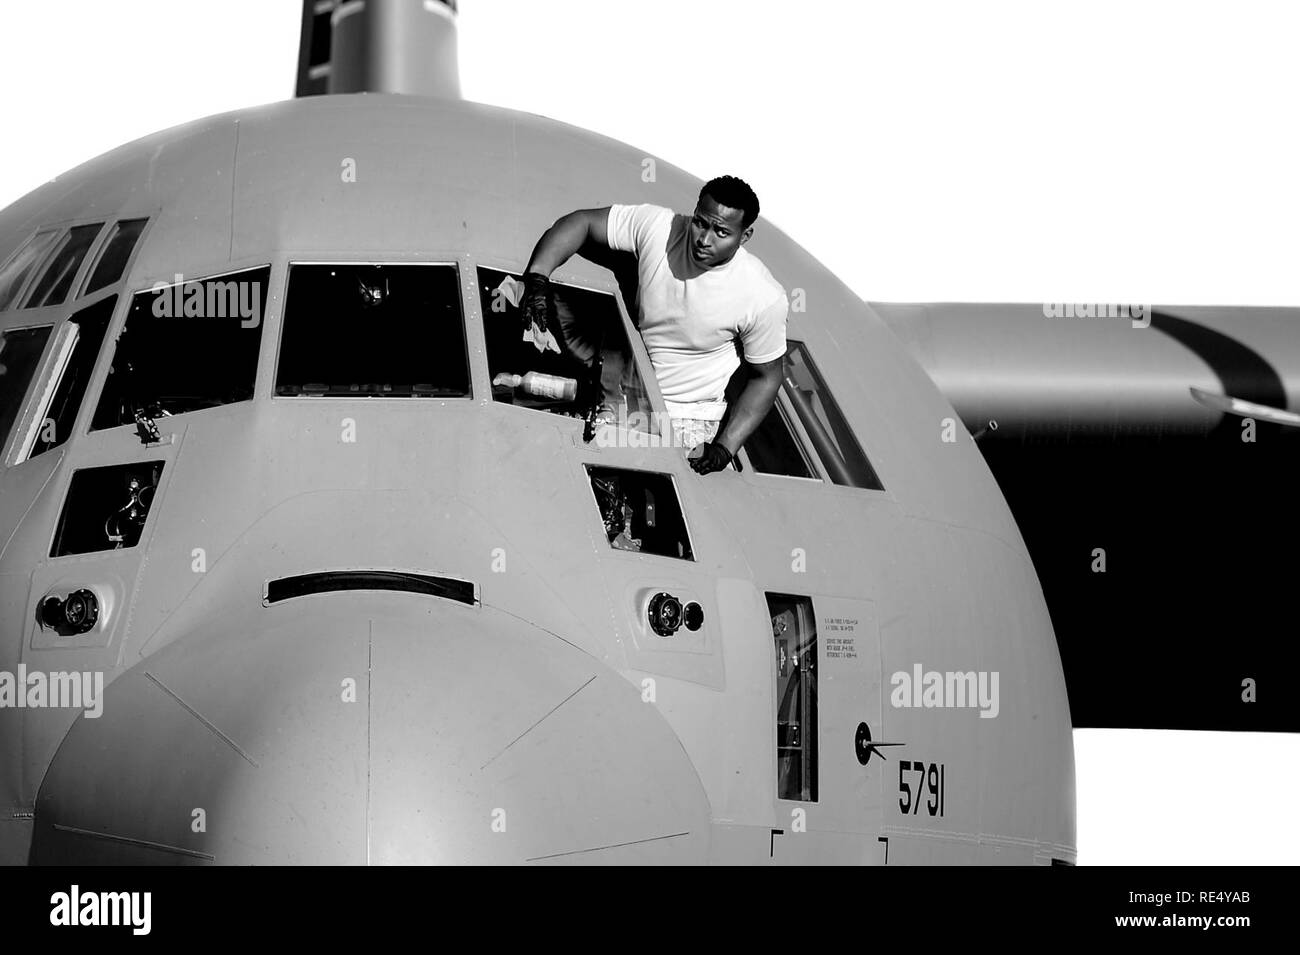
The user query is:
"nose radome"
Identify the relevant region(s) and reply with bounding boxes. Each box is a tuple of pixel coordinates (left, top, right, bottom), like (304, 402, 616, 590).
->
(30, 596, 711, 864)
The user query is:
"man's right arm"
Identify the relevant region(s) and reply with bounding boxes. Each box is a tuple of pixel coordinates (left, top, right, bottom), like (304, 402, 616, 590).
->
(524, 207, 612, 277)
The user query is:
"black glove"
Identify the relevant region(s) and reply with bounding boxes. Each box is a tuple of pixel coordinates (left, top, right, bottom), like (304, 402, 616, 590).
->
(521, 271, 556, 338)
(690, 441, 733, 474)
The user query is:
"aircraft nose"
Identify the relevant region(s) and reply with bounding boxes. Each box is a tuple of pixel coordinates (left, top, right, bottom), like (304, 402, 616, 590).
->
(30, 598, 710, 864)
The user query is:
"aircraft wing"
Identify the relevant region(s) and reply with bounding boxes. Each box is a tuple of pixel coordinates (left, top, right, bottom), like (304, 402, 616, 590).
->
(870, 302, 1300, 438)
(1189, 386, 1300, 427)
(871, 302, 1300, 733)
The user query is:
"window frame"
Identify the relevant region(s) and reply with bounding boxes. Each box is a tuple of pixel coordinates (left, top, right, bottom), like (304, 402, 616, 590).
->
(12, 218, 115, 312)
(89, 263, 272, 432)
(9, 321, 78, 464)
(0, 228, 63, 313)
(0, 213, 159, 465)
(735, 339, 888, 494)
(1, 212, 141, 317)
(736, 386, 830, 483)
(20, 222, 106, 311)
(10, 293, 120, 465)
(272, 259, 475, 403)
(470, 258, 674, 443)
(0, 321, 59, 465)
(77, 216, 152, 300)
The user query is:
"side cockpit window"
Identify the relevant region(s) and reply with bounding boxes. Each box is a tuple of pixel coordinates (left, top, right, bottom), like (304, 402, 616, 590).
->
(18, 296, 116, 460)
(0, 231, 61, 312)
(782, 342, 882, 489)
(0, 217, 149, 314)
(23, 224, 103, 310)
(743, 340, 884, 490)
(276, 263, 470, 398)
(82, 218, 148, 296)
(476, 268, 654, 431)
(743, 397, 817, 479)
(0, 217, 148, 457)
(0, 325, 53, 455)
(92, 266, 268, 430)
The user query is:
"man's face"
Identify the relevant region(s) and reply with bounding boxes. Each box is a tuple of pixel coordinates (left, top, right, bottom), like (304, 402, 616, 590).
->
(688, 195, 752, 268)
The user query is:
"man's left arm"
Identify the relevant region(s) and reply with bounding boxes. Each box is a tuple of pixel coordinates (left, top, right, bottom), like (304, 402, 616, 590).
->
(716, 357, 783, 453)
(690, 357, 784, 474)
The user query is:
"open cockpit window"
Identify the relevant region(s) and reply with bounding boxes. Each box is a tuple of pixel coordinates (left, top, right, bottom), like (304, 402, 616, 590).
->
(23, 223, 103, 310)
(0, 325, 52, 454)
(743, 397, 817, 479)
(91, 266, 268, 430)
(477, 268, 654, 431)
(276, 263, 470, 397)
(742, 341, 884, 490)
(17, 296, 116, 460)
(0, 230, 61, 312)
(782, 342, 882, 489)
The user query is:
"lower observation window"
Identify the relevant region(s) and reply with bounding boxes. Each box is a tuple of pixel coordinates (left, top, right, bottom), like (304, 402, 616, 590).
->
(276, 263, 470, 397)
(586, 466, 693, 560)
(51, 461, 165, 556)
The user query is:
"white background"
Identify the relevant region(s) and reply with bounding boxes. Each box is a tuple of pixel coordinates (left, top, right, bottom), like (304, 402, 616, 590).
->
(1, 0, 1296, 863)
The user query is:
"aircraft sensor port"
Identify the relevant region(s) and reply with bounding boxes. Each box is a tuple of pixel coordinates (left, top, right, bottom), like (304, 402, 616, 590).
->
(39, 589, 101, 636)
(647, 592, 684, 636)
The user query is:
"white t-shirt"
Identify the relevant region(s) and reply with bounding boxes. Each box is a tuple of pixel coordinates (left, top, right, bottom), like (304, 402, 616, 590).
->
(606, 203, 788, 420)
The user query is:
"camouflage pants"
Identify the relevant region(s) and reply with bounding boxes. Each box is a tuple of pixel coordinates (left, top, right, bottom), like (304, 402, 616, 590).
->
(671, 416, 721, 450)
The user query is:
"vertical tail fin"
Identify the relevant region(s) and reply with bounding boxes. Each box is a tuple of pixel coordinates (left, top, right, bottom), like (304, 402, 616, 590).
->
(296, 0, 461, 99)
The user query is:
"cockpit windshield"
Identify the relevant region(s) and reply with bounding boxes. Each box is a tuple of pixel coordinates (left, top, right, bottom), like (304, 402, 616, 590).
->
(276, 263, 470, 397)
(92, 266, 268, 429)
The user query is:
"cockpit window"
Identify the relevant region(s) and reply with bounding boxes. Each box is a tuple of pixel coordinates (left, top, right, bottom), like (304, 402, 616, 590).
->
(740, 342, 883, 489)
(477, 268, 654, 431)
(20, 296, 116, 460)
(744, 397, 817, 479)
(91, 266, 268, 430)
(23, 223, 103, 309)
(0, 230, 61, 312)
(779, 342, 884, 490)
(276, 263, 469, 397)
(0, 325, 52, 453)
(82, 218, 148, 296)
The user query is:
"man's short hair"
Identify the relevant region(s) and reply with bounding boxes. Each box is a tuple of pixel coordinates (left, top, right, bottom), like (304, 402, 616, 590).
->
(700, 175, 760, 229)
